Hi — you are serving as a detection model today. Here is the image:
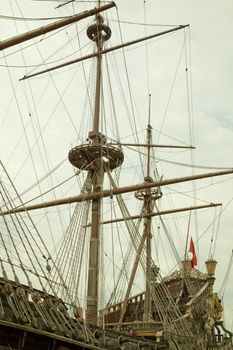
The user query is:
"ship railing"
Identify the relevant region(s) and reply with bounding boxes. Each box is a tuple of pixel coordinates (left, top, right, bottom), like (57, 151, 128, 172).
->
(105, 320, 163, 332)
(104, 292, 145, 315)
(208, 341, 233, 350)
(212, 322, 232, 349)
(205, 320, 233, 350)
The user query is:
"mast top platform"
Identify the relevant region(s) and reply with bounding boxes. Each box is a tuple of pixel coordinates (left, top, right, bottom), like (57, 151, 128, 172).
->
(87, 15, 111, 42)
(135, 176, 162, 201)
(68, 133, 124, 172)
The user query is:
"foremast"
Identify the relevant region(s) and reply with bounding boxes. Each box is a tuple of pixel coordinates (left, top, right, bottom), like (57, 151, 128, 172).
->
(135, 95, 162, 321)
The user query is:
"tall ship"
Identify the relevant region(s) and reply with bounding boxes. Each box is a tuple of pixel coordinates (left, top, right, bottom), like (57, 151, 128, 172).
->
(0, 1, 232, 349)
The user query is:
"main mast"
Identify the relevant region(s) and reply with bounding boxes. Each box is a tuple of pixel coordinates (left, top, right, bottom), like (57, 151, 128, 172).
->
(68, 3, 123, 325)
(86, 7, 106, 325)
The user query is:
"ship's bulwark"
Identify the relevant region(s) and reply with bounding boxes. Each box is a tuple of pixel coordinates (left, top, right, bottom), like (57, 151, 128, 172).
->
(0, 280, 166, 349)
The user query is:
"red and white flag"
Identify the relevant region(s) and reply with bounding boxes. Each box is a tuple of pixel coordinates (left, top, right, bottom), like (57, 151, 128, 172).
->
(189, 237, 197, 267)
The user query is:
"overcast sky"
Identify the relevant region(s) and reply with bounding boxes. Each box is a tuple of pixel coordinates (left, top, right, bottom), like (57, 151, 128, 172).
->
(0, 0, 233, 329)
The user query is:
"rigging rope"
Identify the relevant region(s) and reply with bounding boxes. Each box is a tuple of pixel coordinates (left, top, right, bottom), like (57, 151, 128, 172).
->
(143, 0, 150, 96)
(116, 7, 145, 178)
(157, 28, 189, 143)
(0, 14, 72, 21)
(218, 250, 233, 298)
(0, 160, 96, 343)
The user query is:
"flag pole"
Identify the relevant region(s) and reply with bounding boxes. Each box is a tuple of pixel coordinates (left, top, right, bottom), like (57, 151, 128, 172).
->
(184, 210, 192, 260)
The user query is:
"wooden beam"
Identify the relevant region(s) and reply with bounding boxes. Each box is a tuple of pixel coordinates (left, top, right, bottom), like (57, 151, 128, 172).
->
(1, 168, 232, 215)
(0, 2, 115, 51)
(84, 203, 222, 226)
(112, 143, 195, 149)
(21, 24, 189, 80)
